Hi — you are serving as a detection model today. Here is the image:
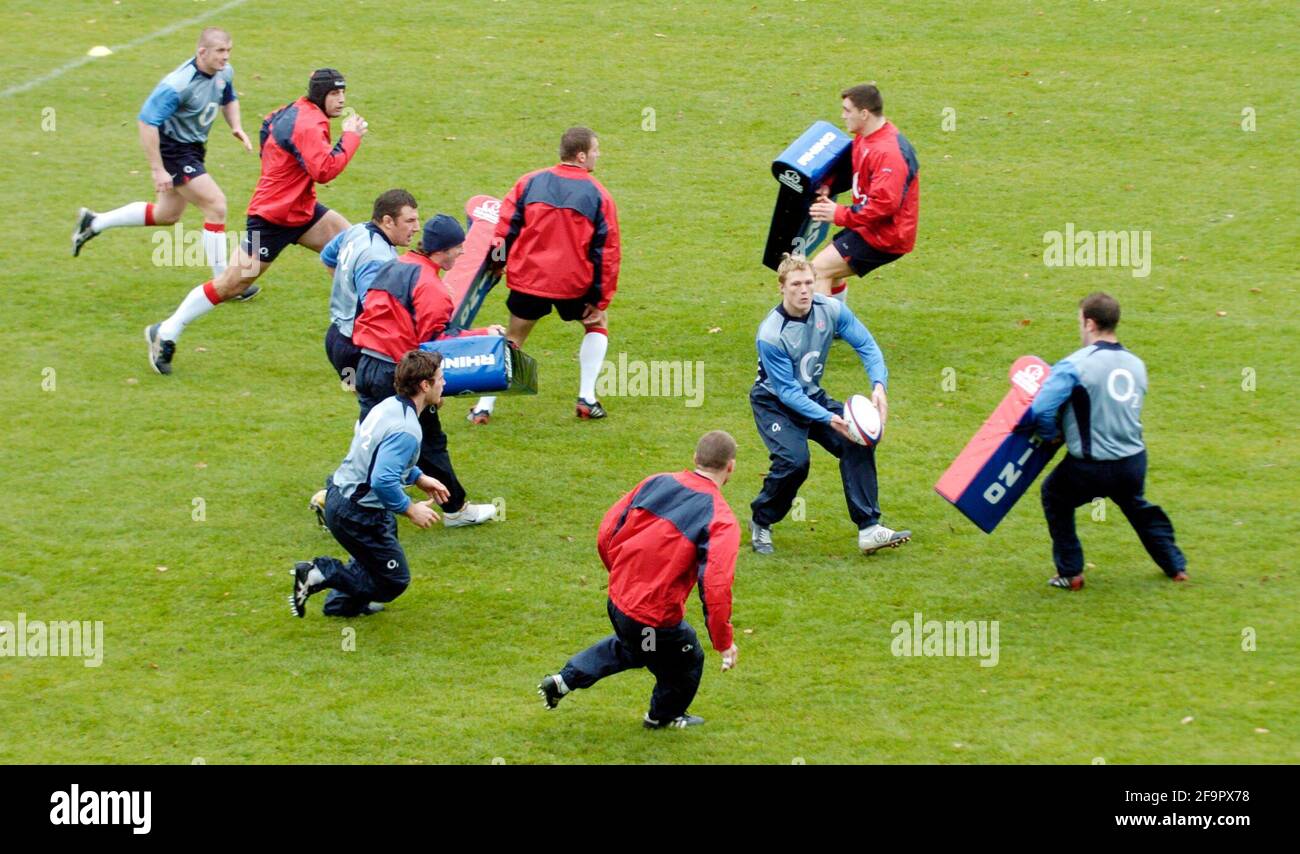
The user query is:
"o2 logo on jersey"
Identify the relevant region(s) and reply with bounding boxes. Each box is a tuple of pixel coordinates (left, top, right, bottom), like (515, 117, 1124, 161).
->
(1107, 368, 1141, 408)
(199, 102, 219, 128)
(799, 351, 823, 383)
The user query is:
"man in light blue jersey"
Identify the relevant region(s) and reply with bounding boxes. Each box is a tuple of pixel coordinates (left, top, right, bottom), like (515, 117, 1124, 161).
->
(73, 27, 255, 287)
(749, 253, 911, 556)
(291, 350, 451, 618)
(1020, 292, 1188, 590)
(319, 189, 421, 381)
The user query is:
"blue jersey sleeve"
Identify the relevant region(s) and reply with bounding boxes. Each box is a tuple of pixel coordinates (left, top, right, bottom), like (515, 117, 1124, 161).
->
(354, 259, 383, 300)
(1027, 359, 1080, 441)
(836, 304, 888, 390)
(757, 339, 834, 423)
(221, 70, 236, 105)
(369, 433, 419, 512)
(320, 231, 345, 269)
(139, 83, 181, 126)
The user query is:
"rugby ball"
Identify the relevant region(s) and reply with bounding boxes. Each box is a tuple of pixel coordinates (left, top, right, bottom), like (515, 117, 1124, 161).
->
(843, 394, 883, 446)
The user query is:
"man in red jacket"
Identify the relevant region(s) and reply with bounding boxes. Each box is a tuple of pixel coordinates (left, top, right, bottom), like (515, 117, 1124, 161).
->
(468, 125, 620, 423)
(538, 431, 741, 730)
(145, 68, 367, 375)
(808, 84, 919, 302)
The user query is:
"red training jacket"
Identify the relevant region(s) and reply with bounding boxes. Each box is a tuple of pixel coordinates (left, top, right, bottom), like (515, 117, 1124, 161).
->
(352, 253, 489, 362)
(597, 470, 739, 651)
(832, 121, 920, 255)
(247, 97, 362, 227)
(495, 163, 620, 309)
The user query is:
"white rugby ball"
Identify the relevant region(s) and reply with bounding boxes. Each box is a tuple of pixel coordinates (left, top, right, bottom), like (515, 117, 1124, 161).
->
(843, 394, 882, 446)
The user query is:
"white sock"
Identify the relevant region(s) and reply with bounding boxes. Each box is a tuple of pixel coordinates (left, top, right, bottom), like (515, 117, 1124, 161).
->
(474, 396, 497, 414)
(579, 329, 608, 403)
(307, 568, 326, 587)
(554, 675, 570, 695)
(202, 224, 228, 277)
(159, 282, 220, 341)
(830, 282, 848, 303)
(91, 201, 151, 233)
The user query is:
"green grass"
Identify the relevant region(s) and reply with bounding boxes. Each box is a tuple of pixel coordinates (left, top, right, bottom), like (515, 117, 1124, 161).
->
(1, 0, 1296, 764)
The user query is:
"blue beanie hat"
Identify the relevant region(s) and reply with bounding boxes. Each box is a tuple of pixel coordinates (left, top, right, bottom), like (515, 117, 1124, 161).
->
(421, 214, 465, 253)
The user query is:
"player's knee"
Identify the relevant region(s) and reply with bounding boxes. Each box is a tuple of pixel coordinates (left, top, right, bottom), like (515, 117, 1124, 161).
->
(205, 195, 227, 224)
(153, 207, 181, 226)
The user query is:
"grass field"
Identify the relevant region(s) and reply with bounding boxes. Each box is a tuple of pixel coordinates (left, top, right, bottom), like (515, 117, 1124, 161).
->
(1, 0, 1296, 764)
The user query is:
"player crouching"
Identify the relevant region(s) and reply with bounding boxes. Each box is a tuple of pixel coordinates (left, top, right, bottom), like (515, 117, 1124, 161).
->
(293, 351, 450, 618)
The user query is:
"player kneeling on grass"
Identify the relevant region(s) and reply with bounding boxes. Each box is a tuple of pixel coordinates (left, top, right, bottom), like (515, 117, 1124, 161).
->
(538, 431, 741, 730)
(292, 350, 450, 618)
(749, 253, 910, 556)
(1016, 292, 1189, 590)
(311, 215, 502, 530)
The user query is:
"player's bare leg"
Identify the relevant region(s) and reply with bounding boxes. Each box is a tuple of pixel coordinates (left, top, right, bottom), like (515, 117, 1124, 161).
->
(812, 244, 854, 301)
(72, 186, 187, 257)
(175, 175, 229, 277)
(295, 209, 350, 253)
(146, 243, 268, 375)
(469, 313, 537, 424)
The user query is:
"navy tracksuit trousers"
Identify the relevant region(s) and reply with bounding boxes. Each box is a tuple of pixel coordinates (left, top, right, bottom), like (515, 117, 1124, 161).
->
(560, 599, 706, 723)
(313, 482, 411, 617)
(1040, 450, 1187, 578)
(749, 386, 881, 529)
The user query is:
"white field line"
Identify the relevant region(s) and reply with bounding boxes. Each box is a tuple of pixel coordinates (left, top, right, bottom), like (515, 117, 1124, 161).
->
(1, 0, 252, 99)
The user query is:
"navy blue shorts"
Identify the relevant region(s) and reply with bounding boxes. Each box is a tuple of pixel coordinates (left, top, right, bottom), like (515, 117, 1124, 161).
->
(506, 287, 600, 322)
(832, 229, 903, 277)
(159, 134, 207, 187)
(241, 203, 329, 263)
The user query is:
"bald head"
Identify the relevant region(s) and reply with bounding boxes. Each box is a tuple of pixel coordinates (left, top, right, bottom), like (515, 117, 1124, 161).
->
(198, 27, 231, 48)
(195, 27, 232, 74)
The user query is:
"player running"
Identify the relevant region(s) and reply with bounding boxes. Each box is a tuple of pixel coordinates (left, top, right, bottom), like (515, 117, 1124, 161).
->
(538, 431, 741, 730)
(145, 68, 367, 375)
(72, 27, 251, 281)
(807, 84, 919, 302)
(749, 254, 911, 556)
(468, 126, 620, 423)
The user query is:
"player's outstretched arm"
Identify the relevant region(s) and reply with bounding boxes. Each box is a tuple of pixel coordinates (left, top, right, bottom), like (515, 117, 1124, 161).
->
(836, 304, 888, 391)
(136, 121, 171, 196)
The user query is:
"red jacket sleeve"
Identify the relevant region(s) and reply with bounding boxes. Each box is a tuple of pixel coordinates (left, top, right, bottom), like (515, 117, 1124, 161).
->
(699, 512, 738, 651)
(493, 174, 529, 246)
(593, 189, 620, 310)
(295, 112, 361, 184)
(833, 147, 907, 229)
(596, 479, 641, 571)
